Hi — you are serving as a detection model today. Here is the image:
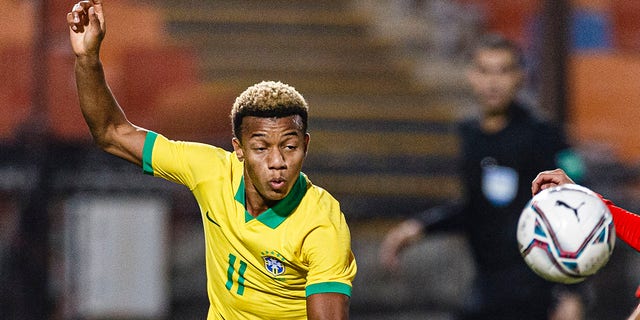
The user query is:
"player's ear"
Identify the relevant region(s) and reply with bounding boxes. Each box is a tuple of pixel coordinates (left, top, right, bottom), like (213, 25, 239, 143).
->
(303, 133, 310, 154)
(232, 137, 244, 161)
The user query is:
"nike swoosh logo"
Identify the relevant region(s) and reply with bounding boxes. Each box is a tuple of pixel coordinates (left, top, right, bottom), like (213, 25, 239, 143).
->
(205, 211, 220, 227)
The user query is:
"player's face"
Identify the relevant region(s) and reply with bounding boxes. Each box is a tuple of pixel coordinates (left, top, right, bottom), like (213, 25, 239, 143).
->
(467, 48, 523, 115)
(232, 115, 309, 209)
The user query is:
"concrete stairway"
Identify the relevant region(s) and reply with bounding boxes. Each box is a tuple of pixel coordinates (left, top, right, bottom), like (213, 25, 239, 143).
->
(159, 0, 467, 218)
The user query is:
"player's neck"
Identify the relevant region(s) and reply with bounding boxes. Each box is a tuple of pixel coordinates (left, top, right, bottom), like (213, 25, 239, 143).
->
(480, 113, 508, 134)
(244, 192, 279, 217)
(245, 197, 268, 217)
(479, 102, 512, 134)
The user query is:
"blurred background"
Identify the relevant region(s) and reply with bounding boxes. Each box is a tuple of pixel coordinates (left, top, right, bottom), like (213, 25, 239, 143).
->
(2, 0, 640, 319)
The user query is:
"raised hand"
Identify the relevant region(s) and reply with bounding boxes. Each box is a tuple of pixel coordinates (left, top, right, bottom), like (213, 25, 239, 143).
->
(66, 0, 105, 57)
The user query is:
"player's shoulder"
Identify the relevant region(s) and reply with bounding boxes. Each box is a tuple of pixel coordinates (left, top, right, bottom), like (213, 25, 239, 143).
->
(300, 177, 343, 216)
(157, 135, 231, 158)
(153, 134, 239, 177)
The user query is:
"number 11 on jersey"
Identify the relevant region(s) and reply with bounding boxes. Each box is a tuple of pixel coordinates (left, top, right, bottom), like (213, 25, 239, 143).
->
(226, 254, 247, 295)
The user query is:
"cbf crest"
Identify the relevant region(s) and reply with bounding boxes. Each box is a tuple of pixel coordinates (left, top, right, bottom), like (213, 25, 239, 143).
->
(261, 251, 286, 276)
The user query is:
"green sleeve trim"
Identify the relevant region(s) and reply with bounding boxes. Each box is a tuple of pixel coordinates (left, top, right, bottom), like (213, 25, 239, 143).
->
(306, 282, 352, 297)
(142, 131, 158, 175)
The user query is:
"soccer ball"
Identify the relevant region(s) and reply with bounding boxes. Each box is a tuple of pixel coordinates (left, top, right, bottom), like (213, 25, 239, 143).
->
(516, 184, 615, 284)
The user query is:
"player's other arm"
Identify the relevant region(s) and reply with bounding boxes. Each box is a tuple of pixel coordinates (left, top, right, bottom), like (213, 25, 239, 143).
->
(67, 0, 146, 166)
(307, 293, 349, 320)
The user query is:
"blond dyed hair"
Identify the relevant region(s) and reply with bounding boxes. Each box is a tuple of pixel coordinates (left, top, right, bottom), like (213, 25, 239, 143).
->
(231, 81, 309, 139)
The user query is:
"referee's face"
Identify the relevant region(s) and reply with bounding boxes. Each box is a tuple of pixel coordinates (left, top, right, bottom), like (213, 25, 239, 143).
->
(467, 48, 523, 115)
(232, 115, 309, 213)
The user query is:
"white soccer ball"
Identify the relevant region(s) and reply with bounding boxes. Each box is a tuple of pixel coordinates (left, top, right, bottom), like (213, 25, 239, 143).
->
(517, 183, 615, 284)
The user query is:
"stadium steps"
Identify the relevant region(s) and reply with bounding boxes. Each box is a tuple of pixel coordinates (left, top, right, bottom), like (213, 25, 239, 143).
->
(158, 0, 466, 218)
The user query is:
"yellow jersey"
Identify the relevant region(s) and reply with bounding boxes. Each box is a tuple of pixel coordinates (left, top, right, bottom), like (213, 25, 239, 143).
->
(142, 132, 357, 319)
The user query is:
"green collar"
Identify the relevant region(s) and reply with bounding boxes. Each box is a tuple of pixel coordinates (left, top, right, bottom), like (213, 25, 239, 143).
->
(234, 173, 308, 229)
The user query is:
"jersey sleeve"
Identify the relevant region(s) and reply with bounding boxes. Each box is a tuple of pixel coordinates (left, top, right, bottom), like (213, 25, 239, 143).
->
(302, 203, 357, 297)
(141, 131, 231, 189)
(416, 201, 466, 233)
(600, 196, 640, 252)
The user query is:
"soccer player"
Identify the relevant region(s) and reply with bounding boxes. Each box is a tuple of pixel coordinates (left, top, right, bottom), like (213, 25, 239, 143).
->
(66, 1, 357, 319)
(532, 168, 640, 320)
(378, 34, 586, 320)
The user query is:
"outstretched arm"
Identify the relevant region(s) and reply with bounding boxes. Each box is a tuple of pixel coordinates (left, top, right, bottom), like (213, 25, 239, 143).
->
(67, 0, 146, 165)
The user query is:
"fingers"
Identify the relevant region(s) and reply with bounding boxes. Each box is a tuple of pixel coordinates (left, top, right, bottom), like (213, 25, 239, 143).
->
(90, 0, 105, 27)
(68, 1, 91, 32)
(68, 1, 103, 32)
(531, 168, 574, 196)
(66, 12, 76, 30)
(531, 169, 558, 195)
(91, 0, 104, 16)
